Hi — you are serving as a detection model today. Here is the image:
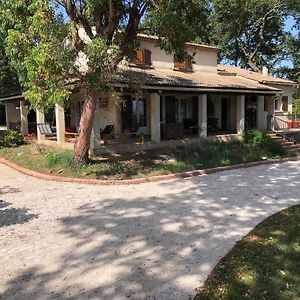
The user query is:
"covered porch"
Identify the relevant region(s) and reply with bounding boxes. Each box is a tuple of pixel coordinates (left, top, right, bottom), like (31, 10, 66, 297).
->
(32, 89, 276, 154)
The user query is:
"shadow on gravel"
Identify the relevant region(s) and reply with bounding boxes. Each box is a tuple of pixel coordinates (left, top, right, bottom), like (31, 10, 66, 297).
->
(0, 200, 38, 228)
(0, 163, 300, 299)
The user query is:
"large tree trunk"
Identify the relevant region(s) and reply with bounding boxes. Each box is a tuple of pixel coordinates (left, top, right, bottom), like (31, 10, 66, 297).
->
(74, 90, 99, 164)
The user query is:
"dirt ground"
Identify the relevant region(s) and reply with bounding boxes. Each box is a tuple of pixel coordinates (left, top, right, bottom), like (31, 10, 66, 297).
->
(0, 161, 300, 299)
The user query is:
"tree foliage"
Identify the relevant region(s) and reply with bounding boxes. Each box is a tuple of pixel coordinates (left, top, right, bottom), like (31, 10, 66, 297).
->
(210, 0, 300, 72)
(0, 0, 209, 163)
(0, 34, 20, 97)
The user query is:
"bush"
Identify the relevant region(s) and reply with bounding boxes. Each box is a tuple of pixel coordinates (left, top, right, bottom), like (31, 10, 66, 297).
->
(46, 150, 74, 168)
(0, 130, 25, 148)
(243, 129, 267, 146)
(243, 129, 285, 156)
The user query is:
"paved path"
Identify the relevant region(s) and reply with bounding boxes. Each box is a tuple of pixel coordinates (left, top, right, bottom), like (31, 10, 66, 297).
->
(0, 161, 300, 300)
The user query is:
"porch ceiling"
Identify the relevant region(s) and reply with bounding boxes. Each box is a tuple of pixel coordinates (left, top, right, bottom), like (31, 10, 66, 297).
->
(115, 67, 281, 94)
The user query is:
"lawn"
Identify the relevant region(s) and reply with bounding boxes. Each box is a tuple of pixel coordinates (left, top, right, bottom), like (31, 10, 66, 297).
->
(0, 131, 291, 180)
(195, 204, 300, 300)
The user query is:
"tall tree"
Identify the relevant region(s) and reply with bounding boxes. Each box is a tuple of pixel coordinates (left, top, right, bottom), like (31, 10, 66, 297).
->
(210, 0, 300, 72)
(0, 34, 20, 97)
(0, 0, 209, 164)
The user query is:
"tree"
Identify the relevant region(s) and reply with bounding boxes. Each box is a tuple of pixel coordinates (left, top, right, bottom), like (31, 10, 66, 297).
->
(0, 0, 209, 164)
(210, 0, 300, 72)
(0, 34, 20, 97)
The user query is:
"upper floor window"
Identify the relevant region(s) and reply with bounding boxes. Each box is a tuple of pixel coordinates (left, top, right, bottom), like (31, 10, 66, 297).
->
(132, 48, 152, 66)
(174, 55, 193, 71)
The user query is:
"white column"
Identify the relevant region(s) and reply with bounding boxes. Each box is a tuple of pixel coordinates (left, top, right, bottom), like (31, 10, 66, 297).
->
(90, 100, 101, 151)
(150, 93, 161, 143)
(36, 109, 45, 140)
(236, 95, 245, 134)
(257, 95, 266, 131)
(198, 94, 207, 137)
(20, 101, 28, 135)
(55, 104, 66, 144)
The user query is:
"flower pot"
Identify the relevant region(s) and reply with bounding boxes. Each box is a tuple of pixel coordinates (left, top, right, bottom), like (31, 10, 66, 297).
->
(288, 121, 293, 128)
(293, 121, 299, 128)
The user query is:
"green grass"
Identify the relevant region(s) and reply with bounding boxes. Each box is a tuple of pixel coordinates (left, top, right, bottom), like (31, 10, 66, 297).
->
(195, 205, 300, 300)
(0, 134, 292, 180)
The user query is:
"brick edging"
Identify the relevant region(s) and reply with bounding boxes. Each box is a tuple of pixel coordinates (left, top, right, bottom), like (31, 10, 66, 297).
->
(0, 156, 300, 186)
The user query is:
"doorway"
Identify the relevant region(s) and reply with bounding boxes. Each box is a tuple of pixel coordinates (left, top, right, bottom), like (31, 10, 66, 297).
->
(245, 96, 257, 130)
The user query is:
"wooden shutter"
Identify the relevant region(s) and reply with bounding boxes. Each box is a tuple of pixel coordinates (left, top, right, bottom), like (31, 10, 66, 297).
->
(174, 60, 186, 69)
(174, 55, 193, 70)
(144, 49, 152, 65)
(186, 55, 192, 70)
(282, 96, 288, 112)
(133, 48, 144, 65)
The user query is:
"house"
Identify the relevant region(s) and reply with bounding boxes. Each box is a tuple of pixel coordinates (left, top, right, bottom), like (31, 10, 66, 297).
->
(0, 34, 297, 153)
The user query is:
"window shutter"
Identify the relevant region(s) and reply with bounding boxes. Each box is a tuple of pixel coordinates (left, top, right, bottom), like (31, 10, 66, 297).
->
(144, 49, 152, 65)
(174, 60, 186, 69)
(133, 48, 144, 65)
(186, 55, 192, 70)
(282, 96, 288, 112)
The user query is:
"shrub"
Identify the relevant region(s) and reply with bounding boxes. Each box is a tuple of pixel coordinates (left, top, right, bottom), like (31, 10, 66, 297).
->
(46, 150, 74, 168)
(0, 130, 25, 148)
(243, 129, 285, 156)
(243, 129, 267, 146)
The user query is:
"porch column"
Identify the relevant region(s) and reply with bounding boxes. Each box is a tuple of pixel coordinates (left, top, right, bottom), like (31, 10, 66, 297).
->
(20, 101, 28, 135)
(236, 95, 245, 134)
(55, 104, 66, 144)
(150, 93, 161, 143)
(36, 109, 45, 140)
(90, 100, 101, 151)
(257, 95, 266, 131)
(198, 94, 207, 137)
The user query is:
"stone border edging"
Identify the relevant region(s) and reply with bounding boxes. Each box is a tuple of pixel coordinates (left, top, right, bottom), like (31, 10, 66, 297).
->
(1, 156, 300, 186)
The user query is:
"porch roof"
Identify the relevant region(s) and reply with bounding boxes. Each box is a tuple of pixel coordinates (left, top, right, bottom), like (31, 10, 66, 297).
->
(115, 67, 281, 93)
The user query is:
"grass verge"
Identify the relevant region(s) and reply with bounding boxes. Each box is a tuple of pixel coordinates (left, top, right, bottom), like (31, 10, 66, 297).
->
(0, 132, 294, 180)
(195, 204, 300, 300)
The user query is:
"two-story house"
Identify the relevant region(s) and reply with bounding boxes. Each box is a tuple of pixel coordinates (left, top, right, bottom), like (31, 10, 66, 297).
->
(0, 34, 296, 153)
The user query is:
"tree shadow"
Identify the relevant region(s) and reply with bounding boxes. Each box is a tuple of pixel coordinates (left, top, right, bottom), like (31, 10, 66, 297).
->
(0, 200, 38, 228)
(0, 186, 21, 196)
(1, 162, 300, 299)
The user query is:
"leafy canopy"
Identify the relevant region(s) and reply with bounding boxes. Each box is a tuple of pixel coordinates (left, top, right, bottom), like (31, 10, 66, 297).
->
(0, 0, 209, 110)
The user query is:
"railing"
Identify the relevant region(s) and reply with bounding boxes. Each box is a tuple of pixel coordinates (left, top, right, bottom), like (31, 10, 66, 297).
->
(268, 115, 300, 133)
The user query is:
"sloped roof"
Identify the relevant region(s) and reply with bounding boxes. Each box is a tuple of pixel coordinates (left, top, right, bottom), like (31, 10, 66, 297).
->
(115, 67, 281, 93)
(137, 34, 219, 51)
(218, 65, 295, 86)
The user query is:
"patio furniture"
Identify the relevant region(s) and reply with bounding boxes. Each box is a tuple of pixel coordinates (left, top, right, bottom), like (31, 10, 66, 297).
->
(37, 123, 56, 139)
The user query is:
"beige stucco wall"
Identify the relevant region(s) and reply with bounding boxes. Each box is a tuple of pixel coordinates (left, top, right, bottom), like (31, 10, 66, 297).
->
(137, 40, 218, 73)
(267, 84, 294, 113)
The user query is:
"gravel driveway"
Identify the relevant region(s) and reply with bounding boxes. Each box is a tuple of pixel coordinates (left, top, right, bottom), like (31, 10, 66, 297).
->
(0, 161, 300, 300)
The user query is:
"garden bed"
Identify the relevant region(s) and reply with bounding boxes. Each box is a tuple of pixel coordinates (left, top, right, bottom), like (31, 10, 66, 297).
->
(0, 131, 294, 180)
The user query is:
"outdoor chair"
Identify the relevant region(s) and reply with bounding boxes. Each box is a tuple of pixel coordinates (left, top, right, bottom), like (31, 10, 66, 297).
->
(37, 123, 56, 139)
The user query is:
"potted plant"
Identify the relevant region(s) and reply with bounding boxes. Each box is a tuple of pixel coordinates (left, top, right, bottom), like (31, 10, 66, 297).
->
(287, 112, 299, 128)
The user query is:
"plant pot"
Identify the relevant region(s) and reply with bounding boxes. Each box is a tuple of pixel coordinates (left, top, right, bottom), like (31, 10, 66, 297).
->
(288, 121, 293, 128)
(293, 121, 299, 128)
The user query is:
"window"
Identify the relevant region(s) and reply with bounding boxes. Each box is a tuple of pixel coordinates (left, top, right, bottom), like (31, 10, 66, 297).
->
(174, 55, 193, 71)
(132, 48, 152, 66)
(282, 96, 288, 112)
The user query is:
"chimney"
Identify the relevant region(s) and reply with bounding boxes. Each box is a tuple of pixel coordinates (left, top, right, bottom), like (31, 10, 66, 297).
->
(262, 66, 268, 76)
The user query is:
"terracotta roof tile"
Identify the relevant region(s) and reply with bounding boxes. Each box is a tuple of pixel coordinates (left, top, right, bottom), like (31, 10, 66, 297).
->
(115, 67, 281, 92)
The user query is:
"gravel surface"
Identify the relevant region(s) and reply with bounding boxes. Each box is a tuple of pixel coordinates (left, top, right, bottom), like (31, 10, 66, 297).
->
(0, 161, 300, 300)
